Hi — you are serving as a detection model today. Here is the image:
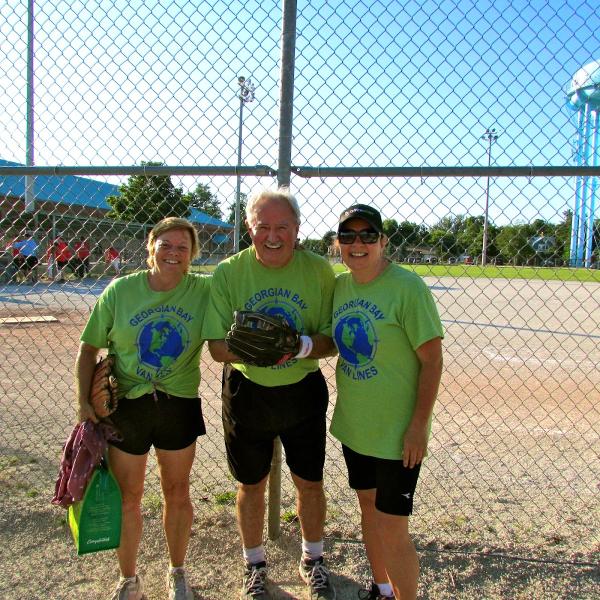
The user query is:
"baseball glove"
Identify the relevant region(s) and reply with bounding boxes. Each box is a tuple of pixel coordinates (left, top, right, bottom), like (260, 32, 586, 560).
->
(226, 310, 301, 367)
(89, 355, 118, 419)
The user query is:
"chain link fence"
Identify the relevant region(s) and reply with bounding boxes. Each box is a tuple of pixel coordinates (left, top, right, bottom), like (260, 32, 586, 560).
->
(1, 0, 599, 575)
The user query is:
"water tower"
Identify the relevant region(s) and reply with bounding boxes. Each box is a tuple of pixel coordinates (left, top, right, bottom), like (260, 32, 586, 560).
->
(566, 60, 600, 267)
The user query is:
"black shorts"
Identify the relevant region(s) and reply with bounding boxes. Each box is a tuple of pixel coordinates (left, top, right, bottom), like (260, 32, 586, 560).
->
(221, 365, 328, 485)
(108, 391, 206, 455)
(342, 444, 422, 516)
(20, 256, 38, 272)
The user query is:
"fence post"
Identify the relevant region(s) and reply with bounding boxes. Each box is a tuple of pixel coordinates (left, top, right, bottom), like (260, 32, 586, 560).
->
(267, 0, 297, 542)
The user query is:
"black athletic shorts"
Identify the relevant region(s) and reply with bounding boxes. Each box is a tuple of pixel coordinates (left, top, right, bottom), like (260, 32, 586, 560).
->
(108, 391, 205, 455)
(342, 444, 422, 516)
(221, 364, 328, 485)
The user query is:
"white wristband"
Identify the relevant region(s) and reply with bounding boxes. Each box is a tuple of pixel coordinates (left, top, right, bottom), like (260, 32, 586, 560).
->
(295, 335, 313, 359)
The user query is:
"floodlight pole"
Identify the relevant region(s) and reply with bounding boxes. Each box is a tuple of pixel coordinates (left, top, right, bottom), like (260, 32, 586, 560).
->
(234, 76, 255, 252)
(481, 128, 499, 266)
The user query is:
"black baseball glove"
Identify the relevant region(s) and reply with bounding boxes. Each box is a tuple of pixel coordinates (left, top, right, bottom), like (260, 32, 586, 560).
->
(89, 355, 118, 419)
(226, 310, 301, 367)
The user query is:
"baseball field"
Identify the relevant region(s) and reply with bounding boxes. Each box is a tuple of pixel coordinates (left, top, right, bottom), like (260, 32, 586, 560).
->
(0, 272, 598, 599)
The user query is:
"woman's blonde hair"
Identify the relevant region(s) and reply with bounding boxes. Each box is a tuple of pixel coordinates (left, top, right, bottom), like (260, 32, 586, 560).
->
(146, 217, 200, 270)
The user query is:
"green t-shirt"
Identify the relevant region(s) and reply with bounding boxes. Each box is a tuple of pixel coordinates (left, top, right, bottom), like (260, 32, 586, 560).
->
(202, 247, 335, 387)
(330, 263, 444, 460)
(81, 271, 211, 399)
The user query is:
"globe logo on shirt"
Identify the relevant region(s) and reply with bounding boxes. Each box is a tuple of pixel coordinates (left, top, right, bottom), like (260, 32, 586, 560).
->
(137, 318, 189, 371)
(334, 312, 377, 367)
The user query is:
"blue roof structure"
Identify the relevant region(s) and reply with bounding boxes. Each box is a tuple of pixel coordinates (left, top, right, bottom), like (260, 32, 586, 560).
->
(0, 158, 232, 229)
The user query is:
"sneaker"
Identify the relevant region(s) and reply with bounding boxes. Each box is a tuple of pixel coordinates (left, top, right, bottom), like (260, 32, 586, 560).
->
(357, 581, 395, 599)
(299, 557, 336, 600)
(167, 568, 194, 600)
(241, 561, 271, 598)
(110, 575, 144, 600)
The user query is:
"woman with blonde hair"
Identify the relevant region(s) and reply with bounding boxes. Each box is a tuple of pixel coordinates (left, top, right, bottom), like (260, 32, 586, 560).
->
(75, 217, 210, 600)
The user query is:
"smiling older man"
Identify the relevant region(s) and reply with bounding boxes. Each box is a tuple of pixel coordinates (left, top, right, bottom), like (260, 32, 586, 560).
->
(202, 188, 337, 600)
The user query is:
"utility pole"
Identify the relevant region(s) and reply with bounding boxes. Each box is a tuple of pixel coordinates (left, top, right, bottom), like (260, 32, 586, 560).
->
(234, 76, 255, 252)
(481, 127, 499, 266)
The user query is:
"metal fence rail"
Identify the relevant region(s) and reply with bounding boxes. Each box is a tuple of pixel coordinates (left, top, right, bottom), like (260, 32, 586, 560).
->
(0, 0, 598, 571)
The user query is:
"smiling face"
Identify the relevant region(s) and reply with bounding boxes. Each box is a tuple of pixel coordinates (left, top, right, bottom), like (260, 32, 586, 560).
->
(338, 217, 388, 283)
(150, 228, 193, 278)
(247, 197, 300, 268)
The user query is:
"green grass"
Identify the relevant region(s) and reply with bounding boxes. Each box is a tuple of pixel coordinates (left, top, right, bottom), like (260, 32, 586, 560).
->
(192, 259, 600, 282)
(214, 490, 236, 506)
(332, 262, 600, 282)
(281, 509, 298, 524)
(141, 492, 163, 514)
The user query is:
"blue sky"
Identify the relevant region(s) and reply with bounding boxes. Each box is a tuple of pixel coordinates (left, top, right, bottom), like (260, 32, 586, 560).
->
(1, 0, 599, 236)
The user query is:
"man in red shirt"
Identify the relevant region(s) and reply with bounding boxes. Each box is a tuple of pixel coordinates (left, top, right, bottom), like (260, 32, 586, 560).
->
(74, 237, 91, 278)
(104, 246, 121, 276)
(54, 236, 74, 282)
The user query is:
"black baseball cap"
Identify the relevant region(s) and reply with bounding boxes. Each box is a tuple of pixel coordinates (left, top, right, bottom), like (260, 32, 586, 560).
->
(338, 204, 383, 233)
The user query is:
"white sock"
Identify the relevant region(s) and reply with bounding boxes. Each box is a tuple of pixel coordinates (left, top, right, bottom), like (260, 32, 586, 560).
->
(301, 539, 324, 560)
(243, 544, 266, 565)
(170, 566, 185, 574)
(376, 582, 394, 597)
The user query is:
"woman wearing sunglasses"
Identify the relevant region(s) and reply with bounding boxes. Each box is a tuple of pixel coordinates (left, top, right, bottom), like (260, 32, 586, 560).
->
(330, 204, 444, 600)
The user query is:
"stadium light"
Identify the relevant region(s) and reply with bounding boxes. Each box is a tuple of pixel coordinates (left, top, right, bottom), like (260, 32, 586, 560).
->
(481, 127, 499, 266)
(234, 76, 256, 252)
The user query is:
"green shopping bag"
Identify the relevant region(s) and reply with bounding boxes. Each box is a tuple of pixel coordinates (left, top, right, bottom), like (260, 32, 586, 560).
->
(68, 459, 122, 555)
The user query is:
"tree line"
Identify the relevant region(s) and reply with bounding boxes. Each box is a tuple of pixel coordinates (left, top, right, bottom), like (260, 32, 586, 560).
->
(105, 165, 598, 266)
(303, 212, 599, 266)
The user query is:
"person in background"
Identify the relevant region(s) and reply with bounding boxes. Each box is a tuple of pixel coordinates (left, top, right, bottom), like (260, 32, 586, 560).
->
(202, 188, 337, 600)
(105, 245, 121, 276)
(330, 204, 444, 600)
(74, 236, 91, 278)
(75, 217, 210, 600)
(55, 235, 74, 282)
(4, 237, 21, 283)
(45, 239, 57, 281)
(13, 230, 39, 284)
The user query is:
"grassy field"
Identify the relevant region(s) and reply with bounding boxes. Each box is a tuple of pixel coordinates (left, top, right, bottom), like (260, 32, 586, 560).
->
(190, 259, 600, 282)
(304, 261, 600, 282)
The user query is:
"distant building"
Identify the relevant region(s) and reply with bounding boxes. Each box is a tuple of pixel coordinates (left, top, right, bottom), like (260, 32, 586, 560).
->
(0, 158, 233, 263)
(404, 246, 437, 264)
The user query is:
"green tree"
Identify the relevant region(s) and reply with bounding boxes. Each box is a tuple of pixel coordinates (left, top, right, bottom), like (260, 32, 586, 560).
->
(322, 230, 336, 252)
(382, 219, 400, 248)
(384, 220, 427, 260)
(184, 183, 222, 219)
(496, 224, 535, 265)
(106, 162, 190, 224)
(227, 193, 252, 250)
(429, 229, 457, 259)
(301, 239, 326, 254)
(302, 230, 336, 255)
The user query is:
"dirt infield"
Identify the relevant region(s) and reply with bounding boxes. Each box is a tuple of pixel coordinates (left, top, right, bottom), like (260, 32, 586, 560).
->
(0, 275, 599, 598)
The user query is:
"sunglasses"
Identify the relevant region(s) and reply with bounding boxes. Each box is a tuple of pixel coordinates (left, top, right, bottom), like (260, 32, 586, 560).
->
(337, 230, 381, 244)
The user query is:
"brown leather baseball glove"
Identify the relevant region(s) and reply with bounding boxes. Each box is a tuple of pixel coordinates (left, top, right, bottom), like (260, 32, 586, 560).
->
(89, 355, 118, 419)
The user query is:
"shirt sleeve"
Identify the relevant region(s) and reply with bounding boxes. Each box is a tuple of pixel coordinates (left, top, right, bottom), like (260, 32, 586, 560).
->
(401, 276, 444, 350)
(200, 263, 234, 340)
(316, 260, 335, 337)
(80, 284, 116, 349)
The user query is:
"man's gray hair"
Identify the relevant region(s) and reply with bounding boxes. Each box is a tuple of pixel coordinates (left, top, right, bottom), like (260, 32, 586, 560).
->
(246, 187, 301, 225)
